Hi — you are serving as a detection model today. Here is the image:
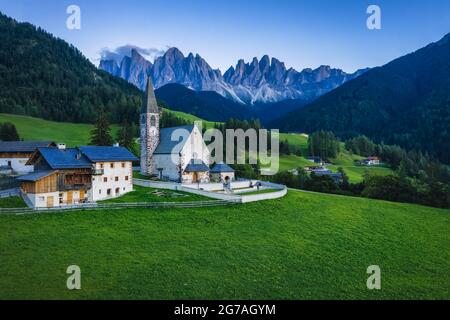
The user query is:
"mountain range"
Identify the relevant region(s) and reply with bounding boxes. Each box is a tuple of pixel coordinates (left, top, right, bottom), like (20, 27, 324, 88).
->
(271, 33, 450, 163)
(100, 48, 367, 105)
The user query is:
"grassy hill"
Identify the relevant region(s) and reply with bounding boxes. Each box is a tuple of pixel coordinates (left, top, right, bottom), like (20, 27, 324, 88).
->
(0, 113, 119, 146)
(0, 189, 448, 299)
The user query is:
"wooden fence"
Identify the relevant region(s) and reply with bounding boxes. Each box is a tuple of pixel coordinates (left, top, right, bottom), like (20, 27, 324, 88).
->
(0, 199, 240, 215)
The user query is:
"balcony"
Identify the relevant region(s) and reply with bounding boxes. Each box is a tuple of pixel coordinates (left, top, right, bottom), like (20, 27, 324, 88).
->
(59, 183, 92, 191)
(92, 169, 104, 175)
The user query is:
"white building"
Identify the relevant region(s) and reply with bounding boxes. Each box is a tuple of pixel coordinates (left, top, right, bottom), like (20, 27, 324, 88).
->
(210, 162, 235, 183)
(17, 145, 138, 208)
(140, 77, 210, 183)
(0, 141, 55, 174)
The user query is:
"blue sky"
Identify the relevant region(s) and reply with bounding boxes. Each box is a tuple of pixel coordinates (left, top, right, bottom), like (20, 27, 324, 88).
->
(1, 0, 449, 72)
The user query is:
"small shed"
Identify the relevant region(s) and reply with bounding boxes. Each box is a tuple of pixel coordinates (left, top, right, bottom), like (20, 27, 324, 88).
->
(210, 162, 235, 183)
(182, 159, 210, 183)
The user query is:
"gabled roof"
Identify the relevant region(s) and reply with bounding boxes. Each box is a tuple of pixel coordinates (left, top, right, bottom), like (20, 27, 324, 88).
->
(210, 162, 235, 173)
(184, 159, 209, 172)
(16, 170, 57, 182)
(78, 146, 138, 162)
(0, 141, 54, 153)
(154, 125, 195, 155)
(35, 147, 92, 169)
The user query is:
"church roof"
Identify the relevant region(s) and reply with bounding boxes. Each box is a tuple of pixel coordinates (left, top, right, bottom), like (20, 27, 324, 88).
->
(154, 125, 195, 155)
(210, 162, 235, 173)
(184, 159, 210, 172)
(141, 76, 159, 114)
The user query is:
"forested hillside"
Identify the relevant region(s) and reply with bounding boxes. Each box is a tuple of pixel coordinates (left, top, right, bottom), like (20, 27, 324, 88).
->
(0, 12, 142, 124)
(272, 33, 450, 163)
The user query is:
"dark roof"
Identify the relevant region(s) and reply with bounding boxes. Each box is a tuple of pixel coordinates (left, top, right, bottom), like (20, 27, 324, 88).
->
(210, 162, 235, 173)
(78, 146, 138, 162)
(141, 77, 159, 114)
(184, 159, 210, 172)
(16, 170, 57, 182)
(0, 141, 54, 153)
(37, 147, 92, 169)
(154, 125, 195, 154)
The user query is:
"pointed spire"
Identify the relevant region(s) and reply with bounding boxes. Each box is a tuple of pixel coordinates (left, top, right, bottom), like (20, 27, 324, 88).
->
(142, 76, 159, 114)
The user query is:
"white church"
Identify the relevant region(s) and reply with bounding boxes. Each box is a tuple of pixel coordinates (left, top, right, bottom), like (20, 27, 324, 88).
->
(140, 77, 213, 183)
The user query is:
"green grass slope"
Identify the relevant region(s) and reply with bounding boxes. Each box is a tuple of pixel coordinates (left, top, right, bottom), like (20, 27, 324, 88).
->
(0, 189, 448, 299)
(0, 113, 119, 147)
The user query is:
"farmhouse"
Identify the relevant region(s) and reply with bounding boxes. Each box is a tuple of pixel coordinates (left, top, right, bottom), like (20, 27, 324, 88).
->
(0, 141, 55, 174)
(17, 145, 137, 208)
(357, 156, 381, 166)
(140, 77, 210, 183)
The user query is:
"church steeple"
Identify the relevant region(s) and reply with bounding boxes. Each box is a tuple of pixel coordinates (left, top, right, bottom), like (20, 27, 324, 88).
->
(140, 76, 160, 176)
(142, 76, 159, 114)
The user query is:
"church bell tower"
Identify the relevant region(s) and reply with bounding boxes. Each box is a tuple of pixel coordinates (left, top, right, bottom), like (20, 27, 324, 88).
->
(140, 76, 160, 175)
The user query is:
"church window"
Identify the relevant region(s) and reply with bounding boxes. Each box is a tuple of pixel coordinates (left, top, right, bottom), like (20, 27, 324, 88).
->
(150, 115, 156, 127)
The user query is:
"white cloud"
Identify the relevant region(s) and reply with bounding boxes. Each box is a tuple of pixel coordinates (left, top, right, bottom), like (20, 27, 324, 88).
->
(99, 45, 169, 63)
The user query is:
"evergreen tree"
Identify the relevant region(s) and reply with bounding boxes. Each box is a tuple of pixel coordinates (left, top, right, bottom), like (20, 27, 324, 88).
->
(90, 112, 113, 146)
(117, 120, 134, 149)
(0, 122, 20, 141)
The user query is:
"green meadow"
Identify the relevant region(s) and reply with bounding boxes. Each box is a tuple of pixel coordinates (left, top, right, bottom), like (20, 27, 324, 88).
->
(0, 189, 449, 300)
(0, 113, 119, 147)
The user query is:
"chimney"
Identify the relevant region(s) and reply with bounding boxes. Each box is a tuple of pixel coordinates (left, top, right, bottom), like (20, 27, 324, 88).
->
(57, 143, 66, 150)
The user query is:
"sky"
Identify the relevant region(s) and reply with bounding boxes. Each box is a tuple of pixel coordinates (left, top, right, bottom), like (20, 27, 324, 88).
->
(1, 0, 450, 73)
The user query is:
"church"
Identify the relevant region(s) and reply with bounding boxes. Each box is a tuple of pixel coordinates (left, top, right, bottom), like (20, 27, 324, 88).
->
(140, 77, 211, 183)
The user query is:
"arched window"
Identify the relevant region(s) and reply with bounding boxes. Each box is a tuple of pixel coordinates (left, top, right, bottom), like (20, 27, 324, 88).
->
(150, 115, 156, 127)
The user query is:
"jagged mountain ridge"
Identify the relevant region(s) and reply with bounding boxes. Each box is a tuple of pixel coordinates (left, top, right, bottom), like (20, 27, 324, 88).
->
(100, 47, 367, 104)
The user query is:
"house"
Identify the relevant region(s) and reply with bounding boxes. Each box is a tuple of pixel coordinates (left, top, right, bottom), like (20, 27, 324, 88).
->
(312, 170, 343, 183)
(357, 156, 381, 166)
(210, 162, 235, 183)
(306, 156, 323, 165)
(78, 146, 137, 201)
(140, 77, 210, 183)
(17, 145, 138, 208)
(0, 141, 55, 174)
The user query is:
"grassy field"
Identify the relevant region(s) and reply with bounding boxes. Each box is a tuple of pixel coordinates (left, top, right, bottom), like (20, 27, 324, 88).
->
(0, 196, 27, 208)
(0, 113, 119, 147)
(101, 185, 211, 203)
(163, 109, 219, 129)
(0, 189, 449, 300)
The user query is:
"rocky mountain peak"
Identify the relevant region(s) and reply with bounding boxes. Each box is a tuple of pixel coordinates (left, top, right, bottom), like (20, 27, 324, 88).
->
(100, 47, 368, 104)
